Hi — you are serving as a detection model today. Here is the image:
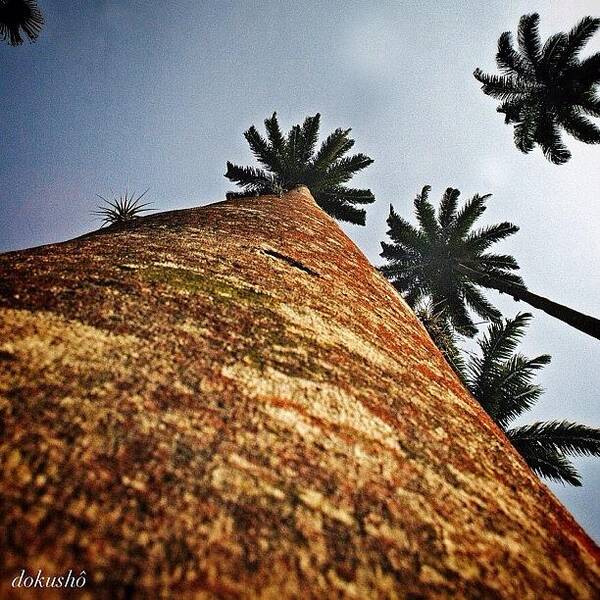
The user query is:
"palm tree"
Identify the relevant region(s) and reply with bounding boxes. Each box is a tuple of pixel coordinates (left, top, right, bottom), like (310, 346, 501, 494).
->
(0, 0, 43, 46)
(465, 313, 600, 486)
(225, 112, 375, 225)
(474, 13, 600, 164)
(380, 186, 600, 340)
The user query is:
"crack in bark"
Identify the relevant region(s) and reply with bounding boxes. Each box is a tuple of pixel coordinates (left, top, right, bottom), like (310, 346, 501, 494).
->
(262, 249, 320, 277)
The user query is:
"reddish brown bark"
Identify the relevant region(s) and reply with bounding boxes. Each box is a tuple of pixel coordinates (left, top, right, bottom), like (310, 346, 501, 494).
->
(0, 187, 598, 598)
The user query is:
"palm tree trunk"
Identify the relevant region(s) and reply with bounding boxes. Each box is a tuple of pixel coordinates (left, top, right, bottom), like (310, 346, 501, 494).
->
(457, 264, 600, 341)
(0, 187, 599, 597)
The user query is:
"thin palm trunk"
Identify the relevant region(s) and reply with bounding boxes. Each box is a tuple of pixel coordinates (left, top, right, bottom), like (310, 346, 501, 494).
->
(457, 264, 600, 340)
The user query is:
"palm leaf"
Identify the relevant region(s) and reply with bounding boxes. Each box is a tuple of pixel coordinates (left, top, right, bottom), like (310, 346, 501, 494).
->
(558, 16, 600, 68)
(0, 0, 43, 46)
(507, 421, 600, 458)
(559, 111, 600, 144)
(462, 222, 520, 254)
(496, 31, 531, 76)
(508, 439, 581, 486)
(438, 188, 460, 228)
(316, 197, 366, 225)
(536, 115, 571, 164)
(517, 13, 541, 68)
(449, 193, 490, 243)
(414, 186, 439, 242)
(384, 205, 428, 252)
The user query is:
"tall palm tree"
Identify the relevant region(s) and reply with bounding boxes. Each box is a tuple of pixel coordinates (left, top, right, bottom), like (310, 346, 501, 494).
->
(465, 313, 600, 486)
(0, 0, 43, 46)
(380, 186, 600, 340)
(474, 13, 600, 164)
(225, 112, 375, 225)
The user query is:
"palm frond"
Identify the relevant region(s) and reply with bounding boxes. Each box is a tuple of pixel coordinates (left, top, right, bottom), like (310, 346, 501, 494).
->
(478, 253, 520, 271)
(541, 33, 567, 69)
(414, 186, 440, 242)
(224, 162, 274, 190)
(517, 13, 541, 68)
(473, 69, 534, 100)
(449, 193, 490, 243)
(513, 106, 538, 153)
(298, 113, 321, 162)
(318, 154, 374, 188)
(264, 112, 285, 154)
(444, 289, 478, 337)
(463, 283, 502, 323)
(384, 205, 428, 252)
(316, 196, 366, 225)
(507, 421, 600, 457)
(559, 16, 600, 68)
(508, 439, 582, 486)
(310, 129, 354, 175)
(462, 222, 520, 254)
(438, 187, 460, 228)
(471, 312, 532, 380)
(326, 185, 375, 205)
(244, 126, 276, 169)
(0, 0, 43, 46)
(577, 91, 600, 118)
(496, 31, 531, 76)
(536, 115, 571, 164)
(559, 111, 600, 144)
(575, 53, 600, 85)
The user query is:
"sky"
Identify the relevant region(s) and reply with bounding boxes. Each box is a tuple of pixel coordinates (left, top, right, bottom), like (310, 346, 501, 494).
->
(1, 0, 599, 540)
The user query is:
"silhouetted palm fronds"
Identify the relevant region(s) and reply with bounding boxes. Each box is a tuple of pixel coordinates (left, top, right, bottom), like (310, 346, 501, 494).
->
(0, 0, 44, 46)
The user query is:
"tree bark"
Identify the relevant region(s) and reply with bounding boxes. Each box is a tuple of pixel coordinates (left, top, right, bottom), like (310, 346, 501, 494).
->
(0, 187, 599, 598)
(456, 263, 600, 341)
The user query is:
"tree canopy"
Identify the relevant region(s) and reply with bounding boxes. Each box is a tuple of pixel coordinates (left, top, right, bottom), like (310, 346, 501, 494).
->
(225, 112, 375, 225)
(380, 186, 521, 336)
(474, 13, 600, 164)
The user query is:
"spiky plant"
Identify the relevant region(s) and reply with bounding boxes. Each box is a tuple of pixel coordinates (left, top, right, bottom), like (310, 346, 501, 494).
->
(474, 13, 600, 164)
(92, 190, 153, 227)
(380, 185, 600, 340)
(225, 112, 375, 225)
(466, 313, 600, 486)
(0, 0, 43, 46)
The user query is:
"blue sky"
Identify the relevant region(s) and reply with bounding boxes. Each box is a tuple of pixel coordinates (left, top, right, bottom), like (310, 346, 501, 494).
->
(1, 0, 599, 540)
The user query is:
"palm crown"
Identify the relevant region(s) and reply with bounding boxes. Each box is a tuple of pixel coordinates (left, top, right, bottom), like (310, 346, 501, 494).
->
(474, 14, 600, 164)
(225, 112, 375, 225)
(0, 0, 43, 46)
(380, 186, 521, 337)
(465, 313, 600, 486)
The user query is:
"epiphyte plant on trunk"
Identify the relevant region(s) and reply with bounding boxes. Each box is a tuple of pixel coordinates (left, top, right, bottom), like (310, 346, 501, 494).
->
(92, 190, 153, 228)
(380, 185, 600, 341)
(464, 313, 600, 486)
(0, 0, 43, 46)
(225, 112, 375, 225)
(474, 13, 600, 164)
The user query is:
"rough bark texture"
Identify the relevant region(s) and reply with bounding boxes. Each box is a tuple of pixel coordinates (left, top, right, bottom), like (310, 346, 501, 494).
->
(0, 187, 599, 599)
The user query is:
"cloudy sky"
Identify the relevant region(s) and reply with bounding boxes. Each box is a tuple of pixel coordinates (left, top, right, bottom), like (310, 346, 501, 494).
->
(1, 0, 599, 540)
